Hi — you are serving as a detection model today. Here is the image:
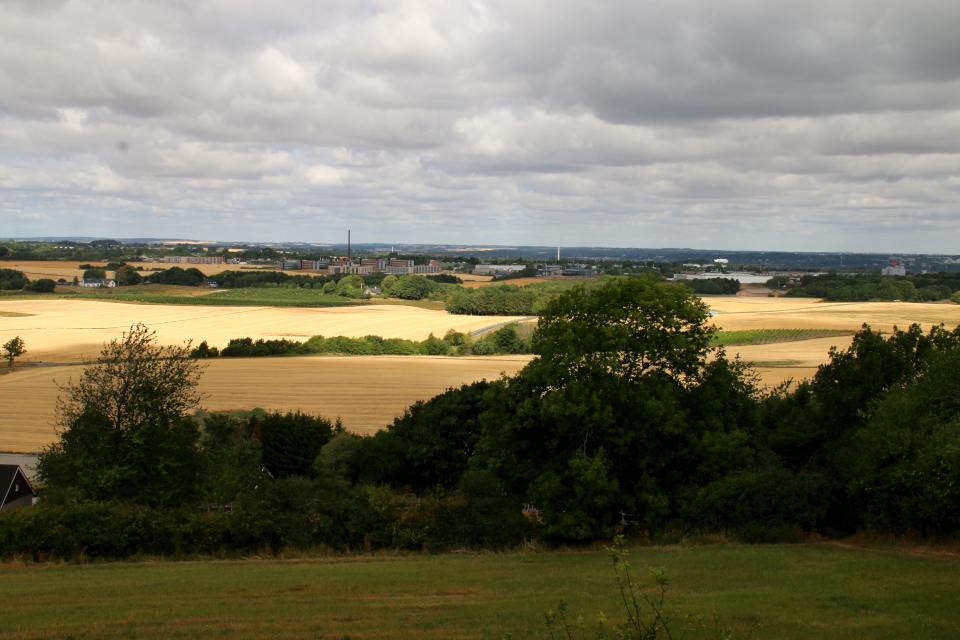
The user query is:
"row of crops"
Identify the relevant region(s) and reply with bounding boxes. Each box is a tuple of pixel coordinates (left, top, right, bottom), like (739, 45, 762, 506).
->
(711, 328, 850, 345)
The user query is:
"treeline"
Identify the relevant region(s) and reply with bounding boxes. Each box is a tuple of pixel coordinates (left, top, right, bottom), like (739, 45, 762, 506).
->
(446, 284, 540, 315)
(781, 272, 960, 302)
(0, 268, 57, 293)
(0, 241, 126, 263)
(191, 324, 531, 358)
(681, 277, 741, 295)
(207, 270, 458, 302)
(445, 279, 609, 315)
(0, 269, 30, 290)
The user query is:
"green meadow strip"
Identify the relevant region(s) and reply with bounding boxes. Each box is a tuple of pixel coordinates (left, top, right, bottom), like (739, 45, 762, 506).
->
(712, 328, 849, 346)
(2, 544, 958, 640)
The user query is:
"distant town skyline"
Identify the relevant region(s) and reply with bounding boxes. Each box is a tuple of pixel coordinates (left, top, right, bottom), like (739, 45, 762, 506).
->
(2, 1, 959, 253)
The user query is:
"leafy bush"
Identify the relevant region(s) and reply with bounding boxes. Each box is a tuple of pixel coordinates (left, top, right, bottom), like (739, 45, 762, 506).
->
(249, 410, 336, 479)
(0, 268, 29, 290)
(418, 333, 451, 355)
(220, 337, 304, 357)
(145, 266, 206, 286)
(190, 340, 220, 358)
(848, 344, 960, 534)
(22, 278, 56, 293)
(682, 277, 741, 295)
(391, 275, 437, 300)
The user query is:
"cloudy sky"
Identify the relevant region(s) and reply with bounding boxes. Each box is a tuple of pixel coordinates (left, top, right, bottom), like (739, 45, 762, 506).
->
(2, 0, 959, 252)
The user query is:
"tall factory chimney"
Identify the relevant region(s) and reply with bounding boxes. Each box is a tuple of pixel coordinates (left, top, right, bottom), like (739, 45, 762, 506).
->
(347, 230, 351, 260)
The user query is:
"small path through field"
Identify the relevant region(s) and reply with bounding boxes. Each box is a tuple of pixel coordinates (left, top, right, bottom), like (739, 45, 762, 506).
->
(471, 316, 537, 336)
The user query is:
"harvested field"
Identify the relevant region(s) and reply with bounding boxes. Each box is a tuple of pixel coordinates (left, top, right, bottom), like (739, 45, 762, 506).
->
(705, 297, 960, 387)
(0, 355, 532, 452)
(0, 299, 530, 362)
(454, 273, 494, 282)
(705, 297, 960, 333)
(460, 277, 550, 288)
(4, 295, 960, 450)
(0, 260, 88, 282)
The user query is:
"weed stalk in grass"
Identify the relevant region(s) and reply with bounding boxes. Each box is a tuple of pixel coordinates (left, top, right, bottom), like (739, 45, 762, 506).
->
(536, 536, 756, 640)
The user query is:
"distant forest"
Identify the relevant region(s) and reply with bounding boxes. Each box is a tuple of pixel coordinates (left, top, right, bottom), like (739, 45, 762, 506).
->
(776, 272, 960, 302)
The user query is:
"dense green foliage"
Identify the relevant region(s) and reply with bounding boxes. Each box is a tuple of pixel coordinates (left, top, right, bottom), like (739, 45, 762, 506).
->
(204, 327, 530, 358)
(114, 265, 142, 286)
(446, 278, 610, 315)
(82, 267, 108, 279)
(220, 337, 306, 357)
(447, 283, 540, 314)
(145, 266, 207, 286)
(22, 278, 56, 292)
(782, 272, 960, 302)
(342, 382, 492, 489)
(253, 411, 336, 479)
(2, 336, 26, 365)
(681, 277, 741, 294)
(0, 268, 29, 290)
(37, 324, 205, 508)
(426, 273, 462, 284)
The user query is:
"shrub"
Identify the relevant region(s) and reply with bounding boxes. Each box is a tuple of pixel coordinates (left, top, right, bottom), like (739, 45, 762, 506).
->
(22, 278, 56, 293)
(0, 268, 29, 290)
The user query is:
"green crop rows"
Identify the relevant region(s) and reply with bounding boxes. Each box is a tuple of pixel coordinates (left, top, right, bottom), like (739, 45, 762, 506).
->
(712, 328, 849, 346)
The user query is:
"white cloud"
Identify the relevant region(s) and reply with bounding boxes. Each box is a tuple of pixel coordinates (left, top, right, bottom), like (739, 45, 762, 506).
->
(0, 0, 958, 251)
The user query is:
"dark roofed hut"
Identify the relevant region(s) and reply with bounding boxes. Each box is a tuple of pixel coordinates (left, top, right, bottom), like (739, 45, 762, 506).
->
(0, 465, 35, 512)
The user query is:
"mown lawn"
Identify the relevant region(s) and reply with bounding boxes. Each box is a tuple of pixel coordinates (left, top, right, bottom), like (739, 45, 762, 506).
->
(1, 543, 958, 639)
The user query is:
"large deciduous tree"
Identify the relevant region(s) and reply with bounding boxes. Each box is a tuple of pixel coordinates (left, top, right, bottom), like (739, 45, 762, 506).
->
(37, 323, 205, 507)
(475, 276, 758, 539)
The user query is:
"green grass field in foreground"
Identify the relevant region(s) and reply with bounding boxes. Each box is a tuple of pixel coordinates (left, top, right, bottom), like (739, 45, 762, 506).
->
(2, 543, 958, 639)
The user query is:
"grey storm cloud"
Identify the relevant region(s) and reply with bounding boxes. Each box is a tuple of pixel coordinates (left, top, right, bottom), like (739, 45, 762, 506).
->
(1, 0, 959, 251)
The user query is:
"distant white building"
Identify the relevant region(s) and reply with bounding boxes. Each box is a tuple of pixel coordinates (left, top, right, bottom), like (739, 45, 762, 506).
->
(881, 259, 906, 277)
(474, 264, 526, 275)
(79, 278, 116, 288)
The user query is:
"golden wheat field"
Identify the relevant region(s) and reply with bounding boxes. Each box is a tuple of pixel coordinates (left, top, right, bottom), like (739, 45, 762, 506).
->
(454, 273, 494, 282)
(706, 297, 960, 333)
(0, 355, 531, 452)
(0, 299, 531, 362)
(2, 294, 959, 452)
(708, 297, 960, 384)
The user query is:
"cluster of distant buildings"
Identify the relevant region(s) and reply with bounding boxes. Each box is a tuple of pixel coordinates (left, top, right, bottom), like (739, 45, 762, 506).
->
(136, 254, 444, 276)
(278, 257, 442, 276)
(137, 256, 228, 265)
(471, 263, 599, 277)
